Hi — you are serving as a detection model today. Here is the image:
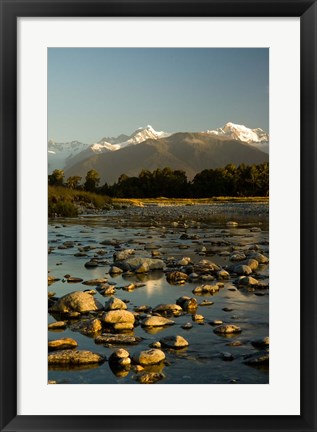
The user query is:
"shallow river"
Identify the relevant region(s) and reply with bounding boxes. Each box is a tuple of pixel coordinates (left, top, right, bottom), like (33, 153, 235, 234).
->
(48, 204, 269, 384)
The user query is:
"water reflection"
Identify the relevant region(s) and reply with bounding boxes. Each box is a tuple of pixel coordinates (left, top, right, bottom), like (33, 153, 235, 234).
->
(48, 205, 269, 384)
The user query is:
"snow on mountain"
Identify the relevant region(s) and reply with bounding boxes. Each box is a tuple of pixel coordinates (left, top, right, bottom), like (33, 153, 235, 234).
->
(89, 125, 171, 154)
(48, 123, 269, 173)
(48, 140, 90, 171)
(95, 125, 171, 153)
(206, 122, 269, 149)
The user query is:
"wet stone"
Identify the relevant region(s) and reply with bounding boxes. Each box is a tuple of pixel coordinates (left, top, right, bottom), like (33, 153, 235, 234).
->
(192, 314, 204, 322)
(160, 335, 189, 349)
(214, 324, 242, 334)
(150, 341, 162, 349)
(67, 277, 84, 283)
(48, 349, 104, 365)
(251, 336, 269, 349)
(237, 276, 259, 286)
(199, 300, 214, 307)
(166, 271, 188, 284)
(152, 303, 183, 316)
(181, 322, 193, 330)
(136, 372, 165, 384)
(95, 334, 142, 346)
(70, 318, 103, 336)
(102, 310, 135, 325)
(209, 320, 223, 326)
(82, 278, 108, 286)
(233, 265, 252, 276)
(109, 266, 123, 274)
(48, 337, 78, 351)
(132, 349, 165, 366)
(141, 316, 175, 328)
(48, 321, 66, 330)
(104, 297, 127, 311)
(243, 351, 269, 365)
(49, 291, 104, 314)
(221, 352, 234, 361)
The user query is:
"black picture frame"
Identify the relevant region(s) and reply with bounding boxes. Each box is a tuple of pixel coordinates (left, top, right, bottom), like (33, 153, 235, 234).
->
(0, 0, 316, 431)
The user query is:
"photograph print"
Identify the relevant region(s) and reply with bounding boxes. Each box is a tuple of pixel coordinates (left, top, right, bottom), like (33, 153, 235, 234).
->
(48, 48, 269, 385)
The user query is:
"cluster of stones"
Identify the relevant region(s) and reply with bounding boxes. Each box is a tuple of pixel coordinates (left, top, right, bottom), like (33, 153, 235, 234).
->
(48, 226, 269, 382)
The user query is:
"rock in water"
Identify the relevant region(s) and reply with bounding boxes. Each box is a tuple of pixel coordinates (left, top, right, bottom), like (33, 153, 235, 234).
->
(48, 321, 66, 330)
(132, 349, 165, 365)
(214, 324, 242, 334)
(49, 291, 103, 314)
(251, 336, 269, 349)
(136, 372, 165, 384)
(243, 351, 269, 365)
(48, 349, 104, 365)
(104, 297, 127, 311)
(166, 271, 188, 284)
(152, 303, 183, 316)
(102, 310, 135, 324)
(95, 334, 142, 346)
(48, 338, 78, 351)
(114, 257, 164, 272)
(70, 318, 102, 336)
(141, 316, 175, 327)
(160, 335, 189, 349)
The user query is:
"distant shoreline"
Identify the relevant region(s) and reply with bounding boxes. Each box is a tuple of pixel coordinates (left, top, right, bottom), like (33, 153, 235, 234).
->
(112, 196, 269, 207)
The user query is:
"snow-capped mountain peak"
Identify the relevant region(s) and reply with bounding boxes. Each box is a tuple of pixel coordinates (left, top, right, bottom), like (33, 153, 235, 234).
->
(206, 122, 269, 144)
(92, 125, 171, 153)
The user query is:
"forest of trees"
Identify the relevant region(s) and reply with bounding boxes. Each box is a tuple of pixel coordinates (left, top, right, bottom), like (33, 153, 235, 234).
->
(48, 163, 269, 198)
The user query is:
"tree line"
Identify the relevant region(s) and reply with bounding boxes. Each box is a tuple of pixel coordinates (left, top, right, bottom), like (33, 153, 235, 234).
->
(48, 163, 269, 198)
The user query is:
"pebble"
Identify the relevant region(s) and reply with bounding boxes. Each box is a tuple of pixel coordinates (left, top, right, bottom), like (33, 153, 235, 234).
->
(243, 351, 269, 365)
(192, 314, 204, 322)
(48, 349, 105, 365)
(82, 278, 108, 286)
(251, 336, 269, 349)
(102, 310, 135, 325)
(49, 291, 104, 314)
(48, 337, 78, 351)
(150, 341, 161, 349)
(48, 321, 66, 330)
(221, 352, 234, 361)
(160, 335, 189, 349)
(95, 334, 142, 346)
(66, 277, 84, 283)
(141, 316, 175, 328)
(104, 297, 127, 311)
(181, 322, 193, 330)
(199, 300, 214, 306)
(109, 266, 123, 274)
(166, 271, 188, 284)
(209, 320, 223, 326)
(153, 303, 183, 316)
(70, 318, 102, 336)
(214, 324, 242, 334)
(136, 372, 165, 384)
(132, 349, 165, 366)
(226, 221, 238, 227)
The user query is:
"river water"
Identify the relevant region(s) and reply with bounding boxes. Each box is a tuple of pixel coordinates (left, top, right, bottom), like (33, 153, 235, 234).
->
(48, 203, 269, 384)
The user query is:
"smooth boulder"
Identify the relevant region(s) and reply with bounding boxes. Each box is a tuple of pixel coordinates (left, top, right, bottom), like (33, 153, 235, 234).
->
(160, 335, 189, 349)
(132, 349, 165, 366)
(49, 291, 103, 314)
(48, 349, 104, 365)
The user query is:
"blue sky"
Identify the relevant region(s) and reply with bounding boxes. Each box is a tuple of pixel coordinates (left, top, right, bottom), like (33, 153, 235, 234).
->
(48, 48, 269, 143)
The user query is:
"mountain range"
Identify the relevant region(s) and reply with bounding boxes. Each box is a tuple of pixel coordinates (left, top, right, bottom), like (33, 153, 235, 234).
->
(48, 122, 269, 184)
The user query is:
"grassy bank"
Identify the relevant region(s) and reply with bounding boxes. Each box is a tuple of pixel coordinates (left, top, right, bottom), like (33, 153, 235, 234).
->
(112, 196, 269, 207)
(48, 186, 112, 217)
